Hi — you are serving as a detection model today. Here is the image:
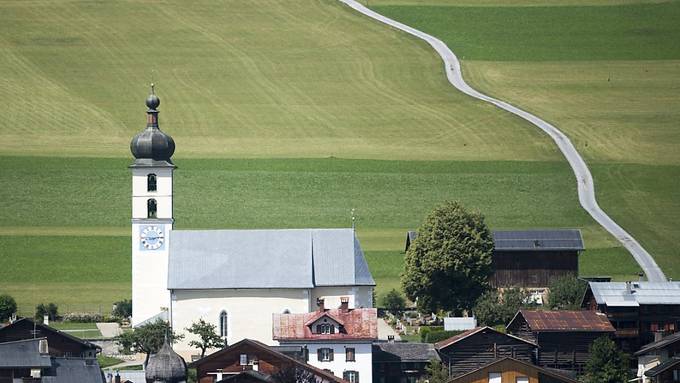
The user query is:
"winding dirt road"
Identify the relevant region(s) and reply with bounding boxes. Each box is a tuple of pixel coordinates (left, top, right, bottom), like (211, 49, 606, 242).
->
(339, 0, 667, 282)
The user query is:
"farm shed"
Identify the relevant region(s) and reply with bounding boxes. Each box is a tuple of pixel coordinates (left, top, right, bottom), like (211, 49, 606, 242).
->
(435, 326, 537, 378)
(506, 310, 614, 373)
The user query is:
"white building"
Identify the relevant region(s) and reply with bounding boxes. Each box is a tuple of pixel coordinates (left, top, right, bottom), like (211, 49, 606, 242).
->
(273, 300, 377, 383)
(129, 89, 375, 357)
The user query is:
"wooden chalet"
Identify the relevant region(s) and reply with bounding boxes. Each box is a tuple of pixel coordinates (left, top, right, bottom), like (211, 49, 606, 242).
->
(635, 331, 680, 382)
(404, 229, 583, 289)
(372, 341, 439, 383)
(188, 338, 344, 383)
(435, 326, 537, 378)
(446, 357, 579, 383)
(0, 318, 100, 358)
(506, 310, 614, 373)
(582, 281, 680, 353)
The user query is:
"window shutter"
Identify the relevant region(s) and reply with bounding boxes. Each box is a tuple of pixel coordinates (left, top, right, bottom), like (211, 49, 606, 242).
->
(329, 348, 334, 361)
(343, 371, 349, 380)
(330, 325, 335, 334)
(318, 349, 323, 361)
(355, 371, 359, 383)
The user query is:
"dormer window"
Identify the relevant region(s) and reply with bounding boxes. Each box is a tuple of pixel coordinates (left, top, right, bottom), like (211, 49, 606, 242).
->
(317, 323, 334, 334)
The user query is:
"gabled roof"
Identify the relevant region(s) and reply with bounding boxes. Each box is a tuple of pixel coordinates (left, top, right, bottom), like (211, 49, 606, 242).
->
(434, 326, 537, 351)
(0, 338, 52, 368)
(273, 308, 378, 341)
(0, 318, 100, 351)
(303, 311, 344, 327)
(188, 339, 344, 383)
(373, 342, 440, 362)
(168, 229, 375, 289)
(508, 310, 615, 333)
(447, 357, 579, 383)
(492, 230, 584, 251)
(645, 357, 680, 377)
(586, 282, 680, 307)
(635, 332, 680, 356)
(405, 229, 584, 253)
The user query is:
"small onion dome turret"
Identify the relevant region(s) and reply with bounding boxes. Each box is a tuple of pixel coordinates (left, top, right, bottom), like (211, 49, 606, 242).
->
(130, 84, 175, 167)
(145, 338, 187, 383)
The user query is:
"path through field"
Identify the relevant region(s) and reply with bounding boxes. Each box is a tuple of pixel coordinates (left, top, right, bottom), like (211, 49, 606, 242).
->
(339, 0, 666, 282)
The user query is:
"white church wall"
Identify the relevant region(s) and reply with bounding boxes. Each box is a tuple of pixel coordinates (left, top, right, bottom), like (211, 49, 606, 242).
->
(311, 286, 373, 310)
(171, 288, 311, 355)
(290, 342, 372, 383)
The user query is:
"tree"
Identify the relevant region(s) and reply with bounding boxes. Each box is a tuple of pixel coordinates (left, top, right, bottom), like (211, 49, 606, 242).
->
(185, 318, 225, 358)
(116, 319, 184, 365)
(421, 359, 449, 383)
(473, 288, 533, 327)
(548, 275, 587, 310)
(0, 294, 17, 322)
(582, 336, 630, 383)
(381, 289, 406, 314)
(35, 303, 58, 322)
(112, 299, 132, 319)
(271, 366, 317, 383)
(402, 201, 493, 314)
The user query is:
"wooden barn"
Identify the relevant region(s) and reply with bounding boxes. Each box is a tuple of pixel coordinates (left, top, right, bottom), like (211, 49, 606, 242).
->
(447, 357, 579, 383)
(372, 341, 439, 383)
(404, 229, 583, 289)
(506, 310, 615, 373)
(435, 326, 537, 378)
(491, 230, 583, 288)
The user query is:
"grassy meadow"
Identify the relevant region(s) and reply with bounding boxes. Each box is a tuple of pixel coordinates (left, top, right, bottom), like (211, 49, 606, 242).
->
(371, 0, 680, 278)
(0, 0, 663, 314)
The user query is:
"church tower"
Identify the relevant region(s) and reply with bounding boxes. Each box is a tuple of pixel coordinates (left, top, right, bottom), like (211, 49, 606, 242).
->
(130, 86, 176, 326)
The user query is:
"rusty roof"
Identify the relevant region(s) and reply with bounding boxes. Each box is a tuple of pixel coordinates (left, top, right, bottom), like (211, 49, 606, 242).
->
(511, 310, 615, 332)
(273, 308, 378, 341)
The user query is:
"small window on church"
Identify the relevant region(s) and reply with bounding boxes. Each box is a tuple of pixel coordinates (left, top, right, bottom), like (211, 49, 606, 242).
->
(147, 174, 157, 192)
(147, 199, 157, 218)
(219, 311, 228, 337)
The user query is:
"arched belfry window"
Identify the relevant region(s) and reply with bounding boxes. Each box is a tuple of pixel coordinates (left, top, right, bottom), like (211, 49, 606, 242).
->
(147, 199, 157, 219)
(147, 174, 157, 192)
(219, 311, 228, 337)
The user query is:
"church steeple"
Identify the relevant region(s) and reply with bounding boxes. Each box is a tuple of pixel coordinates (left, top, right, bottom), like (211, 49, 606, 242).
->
(130, 84, 175, 167)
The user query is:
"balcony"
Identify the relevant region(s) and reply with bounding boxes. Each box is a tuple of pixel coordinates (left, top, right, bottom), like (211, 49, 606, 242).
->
(615, 328, 639, 338)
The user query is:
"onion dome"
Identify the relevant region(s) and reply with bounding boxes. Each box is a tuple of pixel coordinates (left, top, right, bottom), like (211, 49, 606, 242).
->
(145, 337, 187, 383)
(130, 84, 175, 167)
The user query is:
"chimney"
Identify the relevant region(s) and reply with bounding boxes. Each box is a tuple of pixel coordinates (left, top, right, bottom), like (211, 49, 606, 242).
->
(639, 272, 645, 282)
(654, 331, 665, 342)
(387, 335, 395, 343)
(114, 372, 121, 383)
(316, 298, 325, 312)
(626, 281, 632, 294)
(340, 297, 350, 312)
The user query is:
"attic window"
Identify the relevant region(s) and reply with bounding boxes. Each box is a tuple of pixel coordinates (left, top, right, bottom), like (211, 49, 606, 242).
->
(317, 323, 334, 334)
(239, 354, 248, 365)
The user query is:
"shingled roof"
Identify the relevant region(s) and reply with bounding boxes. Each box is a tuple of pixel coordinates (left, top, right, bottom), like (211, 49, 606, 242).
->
(635, 331, 680, 356)
(434, 327, 537, 351)
(168, 229, 374, 289)
(373, 342, 440, 363)
(273, 308, 378, 341)
(0, 338, 52, 368)
(508, 310, 615, 332)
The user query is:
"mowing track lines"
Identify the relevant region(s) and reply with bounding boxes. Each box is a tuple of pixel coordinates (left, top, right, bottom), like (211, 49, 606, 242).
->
(339, 0, 667, 281)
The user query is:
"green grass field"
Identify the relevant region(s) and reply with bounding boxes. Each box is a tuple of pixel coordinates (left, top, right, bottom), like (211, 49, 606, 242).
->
(0, 0, 669, 314)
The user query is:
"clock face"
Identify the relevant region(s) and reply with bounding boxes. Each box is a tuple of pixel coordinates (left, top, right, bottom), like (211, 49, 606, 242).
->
(140, 225, 165, 250)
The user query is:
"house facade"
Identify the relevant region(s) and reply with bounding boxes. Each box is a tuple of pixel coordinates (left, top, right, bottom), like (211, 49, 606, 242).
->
(372, 341, 439, 383)
(635, 332, 680, 383)
(272, 301, 377, 383)
(446, 357, 579, 383)
(128, 90, 375, 357)
(582, 281, 680, 353)
(506, 310, 615, 373)
(435, 326, 537, 378)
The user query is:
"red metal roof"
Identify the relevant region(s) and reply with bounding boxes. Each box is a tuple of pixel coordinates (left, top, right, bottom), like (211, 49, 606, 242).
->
(273, 308, 378, 341)
(516, 310, 615, 332)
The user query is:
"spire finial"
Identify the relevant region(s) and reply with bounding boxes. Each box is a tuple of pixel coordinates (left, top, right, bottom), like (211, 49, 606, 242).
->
(145, 83, 160, 111)
(150, 82, 155, 95)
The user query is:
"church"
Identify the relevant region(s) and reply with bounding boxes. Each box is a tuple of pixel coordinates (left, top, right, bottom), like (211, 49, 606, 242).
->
(129, 88, 375, 356)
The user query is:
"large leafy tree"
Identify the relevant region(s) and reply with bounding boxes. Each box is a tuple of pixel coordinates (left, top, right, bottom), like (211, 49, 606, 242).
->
(116, 319, 184, 365)
(0, 294, 17, 322)
(582, 336, 630, 383)
(112, 299, 133, 319)
(402, 201, 493, 314)
(381, 289, 406, 315)
(473, 288, 534, 327)
(548, 275, 587, 310)
(186, 318, 225, 358)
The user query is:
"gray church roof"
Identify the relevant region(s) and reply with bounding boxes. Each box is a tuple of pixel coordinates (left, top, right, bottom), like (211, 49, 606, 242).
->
(168, 229, 375, 289)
